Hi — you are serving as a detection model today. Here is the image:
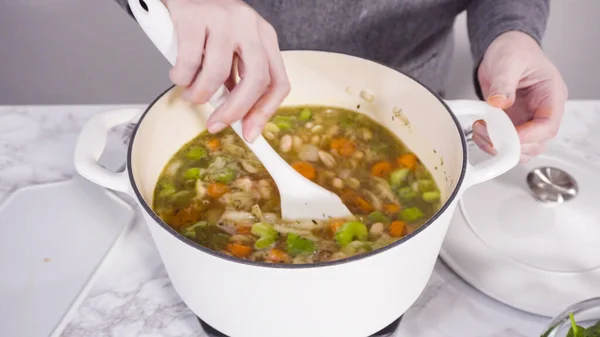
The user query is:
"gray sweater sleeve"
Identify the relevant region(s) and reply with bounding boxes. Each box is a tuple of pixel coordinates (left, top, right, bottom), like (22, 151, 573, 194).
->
(114, 0, 134, 17)
(466, 0, 550, 98)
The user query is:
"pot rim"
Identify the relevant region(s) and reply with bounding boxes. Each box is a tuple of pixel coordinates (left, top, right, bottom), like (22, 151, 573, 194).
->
(126, 50, 468, 270)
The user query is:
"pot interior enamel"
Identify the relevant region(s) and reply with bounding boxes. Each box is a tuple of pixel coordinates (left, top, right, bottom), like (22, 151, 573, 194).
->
(127, 50, 466, 337)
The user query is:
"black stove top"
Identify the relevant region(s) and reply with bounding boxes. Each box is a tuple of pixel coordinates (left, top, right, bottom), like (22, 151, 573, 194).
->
(197, 315, 402, 337)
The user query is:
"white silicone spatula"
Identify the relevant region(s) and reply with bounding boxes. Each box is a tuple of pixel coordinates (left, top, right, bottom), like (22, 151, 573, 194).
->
(127, 0, 352, 220)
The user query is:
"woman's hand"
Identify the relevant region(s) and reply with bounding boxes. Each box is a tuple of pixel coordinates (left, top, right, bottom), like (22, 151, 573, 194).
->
(474, 31, 568, 162)
(164, 0, 290, 142)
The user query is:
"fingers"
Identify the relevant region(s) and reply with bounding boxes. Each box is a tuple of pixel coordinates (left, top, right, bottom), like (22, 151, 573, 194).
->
(479, 46, 527, 110)
(472, 119, 547, 160)
(517, 79, 567, 145)
(170, 24, 207, 86)
(184, 27, 234, 106)
(206, 38, 271, 138)
(241, 23, 291, 142)
(472, 120, 497, 155)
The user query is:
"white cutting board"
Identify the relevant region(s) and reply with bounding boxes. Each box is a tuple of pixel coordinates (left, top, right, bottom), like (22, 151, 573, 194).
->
(0, 175, 135, 337)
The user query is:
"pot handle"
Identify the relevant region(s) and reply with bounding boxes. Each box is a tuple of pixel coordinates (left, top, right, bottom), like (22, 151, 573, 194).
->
(445, 100, 521, 191)
(127, 0, 228, 108)
(74, 108, 143, 194)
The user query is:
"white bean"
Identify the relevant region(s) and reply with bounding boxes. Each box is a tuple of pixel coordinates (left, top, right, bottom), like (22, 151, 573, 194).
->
(332, 178, 344, 189)
(240, 160, 258, 174)
(293, 136, 303, 151)
(353, 151, 364, 159)
(326, 125, 339, 136)
(305, 122, 314, 129)
(298, 144, 319, 162)
(221, 210, 256, 222)
(330, 252, 348, 261)
(258, 179, 272, 199)
(318, 150, 336, 168)
(311, 135, 320, 144)
(369, 222, 384, 238)
(264, 131, 275, 140)
(339, 169, 351, 179)
(360, 89, 375, 103)
(166, 160, 181, 176)
(346, 177, 361, 189)
(264, 122, 280, 133)
(361, 128, 373, 141)
(280, 135, 292, 153)
(195, 179, 206, 198)
(311, 125, 324, 133)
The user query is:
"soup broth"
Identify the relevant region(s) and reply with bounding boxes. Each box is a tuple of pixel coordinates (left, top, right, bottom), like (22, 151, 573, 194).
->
(152, 106, 441, 264)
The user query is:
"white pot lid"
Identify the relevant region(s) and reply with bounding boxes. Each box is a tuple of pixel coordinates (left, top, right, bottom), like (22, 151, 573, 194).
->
(440, 145, 600, 317)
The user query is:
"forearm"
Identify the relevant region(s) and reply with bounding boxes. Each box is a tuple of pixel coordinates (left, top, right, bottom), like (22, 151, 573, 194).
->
(467, 0, 550, 98)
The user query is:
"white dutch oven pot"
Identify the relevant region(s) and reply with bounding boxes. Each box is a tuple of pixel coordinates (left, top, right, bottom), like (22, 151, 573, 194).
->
(74, 2, 521, 336)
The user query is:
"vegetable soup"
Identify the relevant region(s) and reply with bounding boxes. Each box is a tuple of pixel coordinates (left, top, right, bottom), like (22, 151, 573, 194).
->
(152, 106, 442, 264)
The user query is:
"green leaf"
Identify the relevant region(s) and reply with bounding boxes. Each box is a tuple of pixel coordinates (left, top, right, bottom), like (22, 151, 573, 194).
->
(567, 313, 587, 337)
(180, 221, 209, 239)
(286, 233, 316, 255)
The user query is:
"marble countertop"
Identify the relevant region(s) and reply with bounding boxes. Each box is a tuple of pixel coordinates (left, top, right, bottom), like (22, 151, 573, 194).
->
(1, 101, 599, 337)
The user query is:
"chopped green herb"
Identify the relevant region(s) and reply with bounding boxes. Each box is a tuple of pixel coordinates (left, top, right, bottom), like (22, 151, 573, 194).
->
(180, 221, 209, 238)
(286, 233, 316, 255)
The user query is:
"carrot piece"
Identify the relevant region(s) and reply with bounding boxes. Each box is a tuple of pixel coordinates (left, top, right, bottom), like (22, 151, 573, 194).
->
(268, 248, 290, 263)
(371, 161, 393, 177)
(397, 153, 418, 170)
(207, 182, 229, 198)
(207, 138, 220, 151)
(330, 220, 344, 234)
(237, 226, 252, 235)
(383, 203, 401, 215)
(355, 196, 374, 213)
(292, 161, 316, 180)
(167, 207, 198, 229)
(226, 243, 253, 258)
(389, 221, 406, 237)
(331, 138, 356, 157)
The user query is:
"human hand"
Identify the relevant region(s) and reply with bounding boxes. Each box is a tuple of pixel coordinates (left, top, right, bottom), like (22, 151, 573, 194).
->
(164, 0, 290, 142)
(474, 31, 568, 162)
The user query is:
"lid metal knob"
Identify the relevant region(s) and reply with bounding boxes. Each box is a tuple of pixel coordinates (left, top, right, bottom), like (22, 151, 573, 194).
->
(526, 167, 578, 204)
